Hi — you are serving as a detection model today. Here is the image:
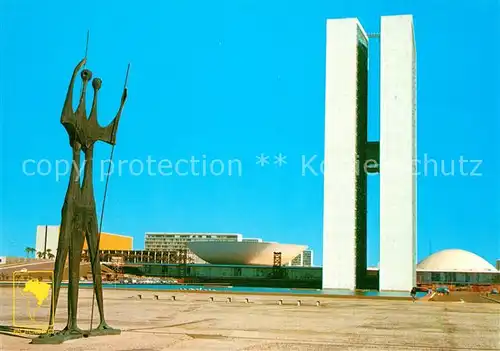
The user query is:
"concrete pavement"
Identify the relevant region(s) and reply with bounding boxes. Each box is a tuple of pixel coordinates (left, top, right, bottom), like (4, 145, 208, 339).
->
(1, 287, 499, 350)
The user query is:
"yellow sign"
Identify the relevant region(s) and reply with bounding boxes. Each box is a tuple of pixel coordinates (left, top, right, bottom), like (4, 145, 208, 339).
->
(12, 270, 54, 335)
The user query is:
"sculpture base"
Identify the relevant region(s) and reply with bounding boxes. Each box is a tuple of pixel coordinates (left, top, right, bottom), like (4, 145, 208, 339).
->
(90, 327, 121, 337)
(30, 328, 121, 344)
(30, 332, 83, 345)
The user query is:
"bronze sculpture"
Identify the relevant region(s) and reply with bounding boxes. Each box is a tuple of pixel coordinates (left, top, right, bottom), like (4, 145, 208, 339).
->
(33, 57, 127, 344)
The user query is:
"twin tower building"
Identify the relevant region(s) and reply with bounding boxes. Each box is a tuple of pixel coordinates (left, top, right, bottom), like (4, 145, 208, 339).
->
(322, 15, 417, 292)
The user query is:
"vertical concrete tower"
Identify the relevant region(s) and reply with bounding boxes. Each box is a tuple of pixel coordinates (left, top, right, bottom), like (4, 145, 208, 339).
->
(322, 14, 416, 292)
(379, 15, 417, 291)
(323, 18, 369, 290)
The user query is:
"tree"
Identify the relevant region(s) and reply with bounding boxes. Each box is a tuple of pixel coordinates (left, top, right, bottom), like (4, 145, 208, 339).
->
(46, 249, 54, 260)
(24, 247, 36, 259)
(37, 251, 44, 259)
(29, 247, 36, 258)
(24, 247, 31, 259)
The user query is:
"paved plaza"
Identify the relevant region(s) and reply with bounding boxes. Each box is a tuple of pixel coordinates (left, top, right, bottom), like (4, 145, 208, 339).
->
(0, 288, 499, 350)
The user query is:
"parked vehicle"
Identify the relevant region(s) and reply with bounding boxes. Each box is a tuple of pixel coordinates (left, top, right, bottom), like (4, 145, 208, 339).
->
(436, 286, 450, 295)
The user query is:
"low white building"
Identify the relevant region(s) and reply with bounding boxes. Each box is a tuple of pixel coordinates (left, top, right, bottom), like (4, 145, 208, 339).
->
(144, 232, 243, 263)
(35, 225, 60, 256)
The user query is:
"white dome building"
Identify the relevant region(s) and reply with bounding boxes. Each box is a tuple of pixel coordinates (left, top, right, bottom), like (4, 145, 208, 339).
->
(417, 249, 497, 272)
(416, 249, 499, 285)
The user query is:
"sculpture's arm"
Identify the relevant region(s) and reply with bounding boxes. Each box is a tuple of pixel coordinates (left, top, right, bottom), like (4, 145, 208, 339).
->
(61, 58, 87, 123)
(99, 88, 128, 145)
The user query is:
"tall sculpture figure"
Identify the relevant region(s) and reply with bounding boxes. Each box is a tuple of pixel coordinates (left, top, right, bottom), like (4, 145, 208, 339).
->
(34, 58, 127, 343)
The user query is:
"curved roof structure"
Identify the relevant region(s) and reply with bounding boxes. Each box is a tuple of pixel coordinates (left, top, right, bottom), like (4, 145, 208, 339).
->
(417, 249, 497, 273)
(188, 241, 307, 266)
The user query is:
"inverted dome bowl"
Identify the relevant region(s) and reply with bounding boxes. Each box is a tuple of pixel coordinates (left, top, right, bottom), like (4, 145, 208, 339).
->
(188, 241, 307, 266)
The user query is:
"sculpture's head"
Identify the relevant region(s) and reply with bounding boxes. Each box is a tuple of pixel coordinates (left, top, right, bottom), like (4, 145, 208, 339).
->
(92, 77, 102, 91)
(81, 69, 92, 82)
(78, 69, 92, 105)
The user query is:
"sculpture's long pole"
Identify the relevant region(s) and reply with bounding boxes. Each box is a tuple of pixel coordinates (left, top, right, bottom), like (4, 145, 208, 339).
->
(88, 63, 130, 333)
(81, 30, 90, 91)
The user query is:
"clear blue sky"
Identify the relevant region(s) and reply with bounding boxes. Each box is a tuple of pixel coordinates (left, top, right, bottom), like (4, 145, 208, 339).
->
(1, 0, 499, 266)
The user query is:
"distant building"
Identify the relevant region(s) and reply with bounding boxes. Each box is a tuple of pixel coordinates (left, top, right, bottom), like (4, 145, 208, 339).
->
(81, 249, 192, 264)
(0, 256, 6, 265)
(302, 250, 314, 267)
(287, 250, 314, 267)
(242, 238, 263, 243)
(35, 225, 59, 257)
(126, 263, 323, 286)
(144, 232, 243, 263)
(35, 225, 133, 257)
(187, 241, 307, 266)
(145, 232, 243, 250)
(416, 249, 499, 285)
(289, 254, 303, 267)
